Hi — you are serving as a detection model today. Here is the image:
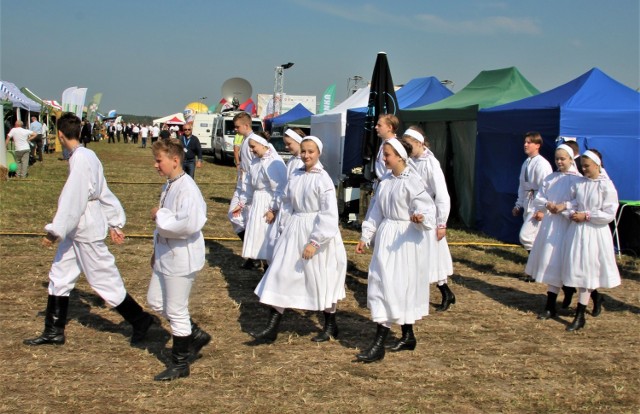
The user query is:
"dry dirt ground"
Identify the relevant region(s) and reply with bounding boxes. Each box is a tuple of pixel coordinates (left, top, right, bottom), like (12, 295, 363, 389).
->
(0, 143, 638, 413)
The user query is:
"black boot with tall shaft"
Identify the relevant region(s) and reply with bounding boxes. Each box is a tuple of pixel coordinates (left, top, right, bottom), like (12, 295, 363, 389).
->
(561, 286, 576, 309)
(436, 283, 456, 312)
(591, 290, 603, 317)
(250, 308, 283, 344)
(567, 303, 587, 332)
(538, 291, 558, 320)
(386, 324, 417, 352)
(24, 295, 69, 346)
(189, 319, 212, 361)
(356, 324, 390, 363)
(312, 311, 338, 342)
(154, 335, 191, 381)
(114, 293, 156, 345)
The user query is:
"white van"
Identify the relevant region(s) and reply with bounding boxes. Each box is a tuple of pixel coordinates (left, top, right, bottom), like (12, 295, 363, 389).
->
(191, 113, 216, 154)
(212, 111, 263, 164)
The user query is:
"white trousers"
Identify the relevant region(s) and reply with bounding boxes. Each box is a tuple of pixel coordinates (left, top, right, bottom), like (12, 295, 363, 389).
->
(48, 238, 127, 307)
(147, 270, 195, 336)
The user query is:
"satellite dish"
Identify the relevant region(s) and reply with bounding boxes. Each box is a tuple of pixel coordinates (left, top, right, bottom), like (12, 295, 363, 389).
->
(221, 77, 252, 104)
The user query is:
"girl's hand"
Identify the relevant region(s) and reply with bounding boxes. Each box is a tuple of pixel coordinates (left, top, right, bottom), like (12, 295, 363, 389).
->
(302, 243, 317, 260)
(410, 213, 424, 223)
(436, 228, 446, 241)
(231, 205, 242, 218)
(355, 241, 367, 254)
(533, 211, 545, 221)
(264, 209, 276, 224)
(109, 228, 125, 245)
(150, 207, 159, 221)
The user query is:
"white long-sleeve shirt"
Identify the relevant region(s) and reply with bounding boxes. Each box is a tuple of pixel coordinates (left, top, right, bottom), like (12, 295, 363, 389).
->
(413, 147, 451, 227)
(153, 173, 207, 276)
(515, 154, 553, 212)
(45, 147, 125, 242)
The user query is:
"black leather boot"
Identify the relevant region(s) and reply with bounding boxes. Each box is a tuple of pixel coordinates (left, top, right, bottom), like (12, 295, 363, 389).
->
(538, 291, 558, 320)
(387, 324, 417, 352)
(250, 308, 283, 344)
(241, 258, 258, 269)
(591, 290, 603, 317)
(24, 295, 69, 346)
(114, 293, 156, 345)
(561, 286, 576, 309)
(189, 319, 211, 361)
(154, 335, 191, 381)
(237, 231, 245, 242)
(566, 303, 587, 332)
(356, 324, 390, 363)
(311, 311, 338, 342)
(436, 283, 456, 312)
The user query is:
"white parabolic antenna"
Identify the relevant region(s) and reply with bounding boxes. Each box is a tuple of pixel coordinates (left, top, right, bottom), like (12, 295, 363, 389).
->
(221, 78, 252, 103)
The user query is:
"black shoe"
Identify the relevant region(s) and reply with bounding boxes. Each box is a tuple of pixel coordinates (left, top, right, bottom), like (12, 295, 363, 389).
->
(189, 319, 212, 361)
(566, 303, 587, 332)
(154, 335, 191, 381)
(537, 291, 558, 320)
(311, 311, 338, 342)
(114, 293, 156, 345)
(436, 283, 456, 312)
(249, 308, 283, 344)
(24, 295, 69, 346)
(356, 324, 389, 363)
(591, 290, 603, 317)
(386, 324, 416, 352)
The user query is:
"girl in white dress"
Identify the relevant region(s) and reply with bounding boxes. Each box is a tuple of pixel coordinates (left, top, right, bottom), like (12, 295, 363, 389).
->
(232, 134, 287, 266)
(250, 136, 347, 344)
(355, 138, 436, 362)
(524, 144, 581, 320)
(560, 149, 620, 331)
(283, 127, 306, 177)
(402, 127, 456, 312)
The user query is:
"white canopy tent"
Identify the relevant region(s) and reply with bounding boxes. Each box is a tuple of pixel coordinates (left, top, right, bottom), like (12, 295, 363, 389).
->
(153, 112, 186, 125)
(310, 87, 370, 184)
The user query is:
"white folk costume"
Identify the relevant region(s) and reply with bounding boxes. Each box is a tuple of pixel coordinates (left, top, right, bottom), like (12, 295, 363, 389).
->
(412, 146, 453, 283)
(360, 168, 436, 325)
(148, 172, 207, 336)
(228, 133, 256, 234)
(239, 146, 287, 261)
(254, 160, 347, 310)
(515, 154, 553, 250)
(561, 174, 621, 290)
(525, 170, 581, 286)
(45, 146, 128, 306)
(286, 155, 304, 178)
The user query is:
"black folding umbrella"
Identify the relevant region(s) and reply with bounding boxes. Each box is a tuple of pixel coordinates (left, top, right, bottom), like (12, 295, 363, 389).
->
(362, 52, 399, 178)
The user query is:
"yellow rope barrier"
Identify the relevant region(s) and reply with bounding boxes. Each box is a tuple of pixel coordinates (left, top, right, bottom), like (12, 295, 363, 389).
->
(0, 231, 521, 247)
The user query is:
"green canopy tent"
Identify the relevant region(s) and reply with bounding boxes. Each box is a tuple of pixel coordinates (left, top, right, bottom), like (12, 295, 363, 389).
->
(400, 67, 539, 227)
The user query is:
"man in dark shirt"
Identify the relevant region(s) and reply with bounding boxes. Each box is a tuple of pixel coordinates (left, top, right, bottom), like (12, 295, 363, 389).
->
(180, 123, 202, 179)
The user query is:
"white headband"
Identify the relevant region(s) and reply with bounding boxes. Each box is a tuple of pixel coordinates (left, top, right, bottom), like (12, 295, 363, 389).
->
(284, 128, 303, 143)
(403, 129, 424, 143)
(556, 144, 574, 159)
(583, 150, 601, 166)
(386, 138, 408, 160)
(301, 136, 323, 154)
(250, 135, 269, 147)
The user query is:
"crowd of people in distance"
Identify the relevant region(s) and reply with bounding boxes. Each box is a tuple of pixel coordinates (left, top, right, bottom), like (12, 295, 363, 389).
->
(20, 111, 621, 382)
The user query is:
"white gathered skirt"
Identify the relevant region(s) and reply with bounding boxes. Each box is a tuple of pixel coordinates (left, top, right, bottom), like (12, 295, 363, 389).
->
(242, 190, 278, 261)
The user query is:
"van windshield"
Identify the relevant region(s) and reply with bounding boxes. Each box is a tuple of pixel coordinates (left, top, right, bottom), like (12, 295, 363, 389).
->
(223, 120, 264, 135)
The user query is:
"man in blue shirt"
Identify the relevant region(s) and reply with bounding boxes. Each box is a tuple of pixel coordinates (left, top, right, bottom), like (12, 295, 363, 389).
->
(30, 116, 43, 162)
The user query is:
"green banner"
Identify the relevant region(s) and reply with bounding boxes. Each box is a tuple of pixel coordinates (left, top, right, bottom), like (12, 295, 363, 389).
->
(87, 93, 102, 123)
(319, 84, 336, 114)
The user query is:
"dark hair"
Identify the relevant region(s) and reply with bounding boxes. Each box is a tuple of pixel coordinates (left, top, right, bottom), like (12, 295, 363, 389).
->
(582, 148, 604, 168)
(152, 138, 185, 162)
(564, 140, 579, 156)
(524, 131, 543, 145)
(57, 112, 82, 139)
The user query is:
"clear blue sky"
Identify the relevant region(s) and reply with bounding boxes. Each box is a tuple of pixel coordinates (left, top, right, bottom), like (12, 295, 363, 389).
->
(2, 0, 638, 117)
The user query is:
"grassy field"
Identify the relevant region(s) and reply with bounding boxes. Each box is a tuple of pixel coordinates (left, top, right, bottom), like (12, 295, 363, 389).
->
(0, 141, 638, 413)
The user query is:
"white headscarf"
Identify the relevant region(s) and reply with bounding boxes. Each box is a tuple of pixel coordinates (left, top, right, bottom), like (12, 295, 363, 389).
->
(583, 150, 601, 166)
(249, 135, 269, 147)
(301, 136, 323, 154)
(284, 128, 303, 143)
(386, 138, 408, 160)
(403, 129, 424, 143)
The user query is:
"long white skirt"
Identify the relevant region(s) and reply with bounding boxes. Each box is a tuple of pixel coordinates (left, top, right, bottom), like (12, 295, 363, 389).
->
(425, 230, 453, 283)
(368, 219, 430, 325)
(242, 190, 278, 261)
(255, 212, 347, 310)
(561, 222, 621, 290)
(525, 213, 568, 287)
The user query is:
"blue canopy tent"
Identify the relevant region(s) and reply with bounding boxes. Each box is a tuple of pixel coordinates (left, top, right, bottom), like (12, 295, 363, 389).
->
(270, 103, 313, 127)
(476, 67, 640, 244)
(343, 77, 453, 174)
